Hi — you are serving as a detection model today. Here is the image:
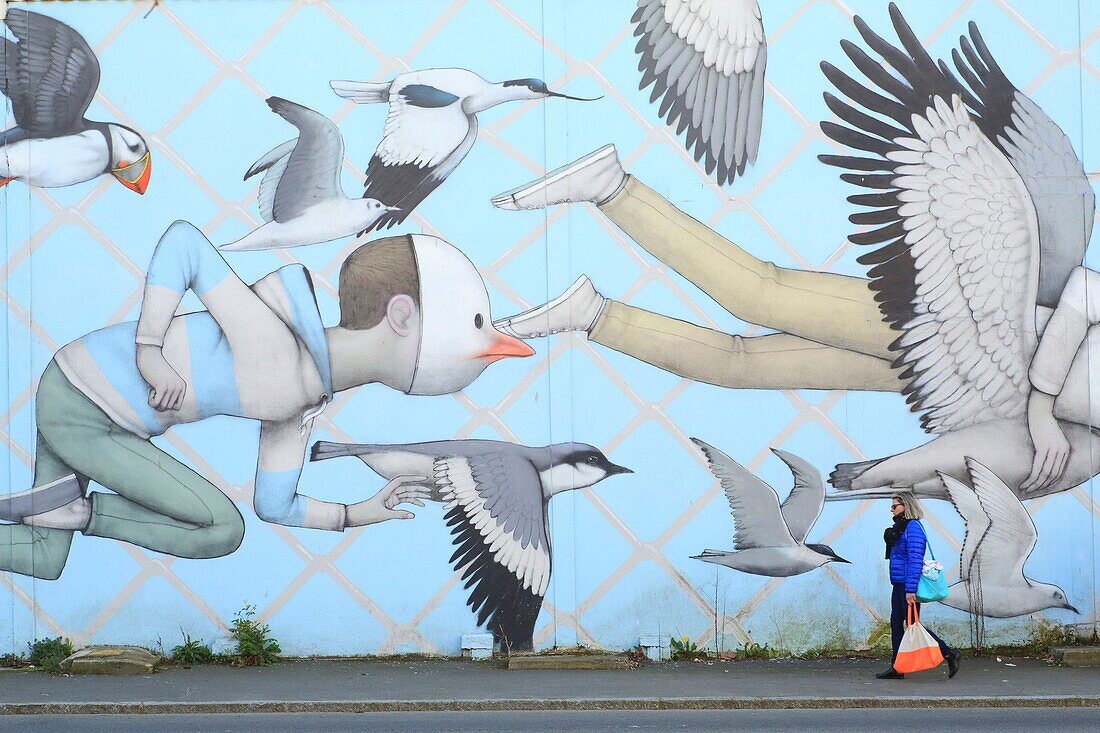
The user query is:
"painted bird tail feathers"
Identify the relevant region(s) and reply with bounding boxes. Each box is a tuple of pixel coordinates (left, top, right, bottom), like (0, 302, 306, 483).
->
(311, 441, 385, 462)
(829, 458, 883, 490)
(330, 80, 391, 104)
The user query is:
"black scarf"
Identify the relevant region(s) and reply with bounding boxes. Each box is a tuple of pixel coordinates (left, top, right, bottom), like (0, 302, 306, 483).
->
(883, 516, 909, 560)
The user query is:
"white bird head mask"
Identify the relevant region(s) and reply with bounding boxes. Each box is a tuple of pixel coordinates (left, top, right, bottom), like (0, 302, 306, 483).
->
(406, 234, 534, 395)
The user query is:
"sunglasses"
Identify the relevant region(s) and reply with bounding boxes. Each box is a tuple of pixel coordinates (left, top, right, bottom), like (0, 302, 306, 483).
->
(890, 503, 903, 509)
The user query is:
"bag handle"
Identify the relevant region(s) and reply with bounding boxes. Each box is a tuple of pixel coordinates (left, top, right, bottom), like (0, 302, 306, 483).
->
(907, 602, 919, 627)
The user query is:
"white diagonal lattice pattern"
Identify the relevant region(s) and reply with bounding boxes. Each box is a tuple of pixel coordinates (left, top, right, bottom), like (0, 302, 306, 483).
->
(2, 0, 1098, 655)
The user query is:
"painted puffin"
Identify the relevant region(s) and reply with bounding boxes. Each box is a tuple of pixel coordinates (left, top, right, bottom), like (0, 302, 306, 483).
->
(1, 8, 151, 193)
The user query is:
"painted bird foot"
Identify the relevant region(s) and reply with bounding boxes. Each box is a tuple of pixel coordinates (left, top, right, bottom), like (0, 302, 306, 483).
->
(493, 275, 605, 339)
(491, 144, 626, 210)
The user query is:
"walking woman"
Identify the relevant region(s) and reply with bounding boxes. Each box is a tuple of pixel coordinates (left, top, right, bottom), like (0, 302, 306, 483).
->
(878, 493, 961, 679)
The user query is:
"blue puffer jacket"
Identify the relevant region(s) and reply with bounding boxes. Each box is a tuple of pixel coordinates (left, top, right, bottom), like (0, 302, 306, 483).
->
(889, 520, 926, 593)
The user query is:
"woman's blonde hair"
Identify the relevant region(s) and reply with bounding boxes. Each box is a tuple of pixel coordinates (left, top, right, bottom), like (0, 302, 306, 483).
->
(892, 493, 924, 520)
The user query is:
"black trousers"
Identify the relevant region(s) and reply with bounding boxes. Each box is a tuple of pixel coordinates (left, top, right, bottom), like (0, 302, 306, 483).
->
(890, 583, 953, 662)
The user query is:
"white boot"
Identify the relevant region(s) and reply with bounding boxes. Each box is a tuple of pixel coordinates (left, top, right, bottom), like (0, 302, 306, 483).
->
(493, 276, 606, 338)
(22, 496, 92, 531)
(491, 145, 626, 210)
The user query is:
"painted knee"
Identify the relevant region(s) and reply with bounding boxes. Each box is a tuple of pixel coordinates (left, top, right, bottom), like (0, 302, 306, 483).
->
(188, 510, 245, 559)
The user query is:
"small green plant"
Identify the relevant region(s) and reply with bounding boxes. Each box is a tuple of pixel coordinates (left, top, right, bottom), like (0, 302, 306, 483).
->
(229, 604, 280, 666)
(1, 652, 27, 668)
(669, 635, 706, 661)
(732, 639, 785, 660)
(171, 632, 213, 667)
(27, 637, 74, 672)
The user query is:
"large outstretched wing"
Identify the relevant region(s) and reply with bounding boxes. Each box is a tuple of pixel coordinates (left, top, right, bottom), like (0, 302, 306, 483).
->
(359, 85, 473, 233)
(263, 97, 344, 223)
(2, 8, 100, 135)
(773, 449, 824, 544)
(966, 458, 1036, 584)
(938, 470, 990, 581)
(944, 21, 1093, 307)
(820, 4, 1040, 435)
(436, 450, 550, 647)
(632, 0, 766, 184)
(691, 438, 797, 550)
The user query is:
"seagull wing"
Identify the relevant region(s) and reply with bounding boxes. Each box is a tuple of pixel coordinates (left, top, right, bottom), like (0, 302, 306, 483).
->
(965, 457, 1036, 584)
(820, 5, 1040, 435)
(945, 21, 1094, 307)
(772, 449, 824, 544)
(436, 449, 551, 644)
(938, 470, 990, 581)
(2, 8, 100, 135)
(244, 139, 296, 223)
(692, 438, 797, 550)
(359, 84, 472, 232)
(632, 0, 766, 184)
(263, 97, 344, 223)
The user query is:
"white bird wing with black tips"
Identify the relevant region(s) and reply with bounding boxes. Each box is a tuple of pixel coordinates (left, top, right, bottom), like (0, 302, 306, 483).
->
(244, 139, 295, 224)
(359, 84, 473, 232)
(944, 21, 1094, 306)
(1, 8, 100, 136)
(965, 457, 1036, 584)
(938, 469, 991, 581)
(262, 98, 344, 223)
(632, 0, 766, 184)
(692, 438, 797, 550)
(435, 448, 550, 640)
(820, 5, 1041, 436)
(772, 449, 824, 544)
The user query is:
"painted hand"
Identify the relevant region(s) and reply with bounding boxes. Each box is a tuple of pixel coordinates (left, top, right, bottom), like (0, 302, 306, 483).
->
(1023, 390, 1070, 494)
(136, 344, 186, 411)
(344, 475, 431, 527)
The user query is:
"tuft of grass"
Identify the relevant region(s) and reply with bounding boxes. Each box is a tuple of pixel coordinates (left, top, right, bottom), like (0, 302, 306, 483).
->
(27, 637, 74, 672)
(170, 632, 213, 667)
(229, 604, 281, 666)
(732, 640, 788, 660)
(1, 652, 28, 668)
(669, 635, 706, 661)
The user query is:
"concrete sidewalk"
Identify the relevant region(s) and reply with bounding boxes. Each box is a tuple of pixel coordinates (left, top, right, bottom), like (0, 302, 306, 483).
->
(2, 655, 1099, 714)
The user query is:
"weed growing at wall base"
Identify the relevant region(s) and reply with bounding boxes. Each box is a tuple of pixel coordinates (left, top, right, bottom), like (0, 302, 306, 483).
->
(171, 632, 214, 667)
(230, 604, 281, 666)
(27, 637, 73, 672)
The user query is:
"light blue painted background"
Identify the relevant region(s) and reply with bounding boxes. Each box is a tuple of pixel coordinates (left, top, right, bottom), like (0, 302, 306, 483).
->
(2, 0, 1097, 655)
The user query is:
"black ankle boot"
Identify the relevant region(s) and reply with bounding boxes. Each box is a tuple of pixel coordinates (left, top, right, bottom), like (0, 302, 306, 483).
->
(947, 651, 961, 679)
(875, 667, 905, 679)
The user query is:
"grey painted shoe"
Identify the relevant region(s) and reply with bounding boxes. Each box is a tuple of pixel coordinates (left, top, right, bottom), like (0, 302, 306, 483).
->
(0, 474, 82, 522)
(493, 276, 605, 339)
(491, 145, 626, 210)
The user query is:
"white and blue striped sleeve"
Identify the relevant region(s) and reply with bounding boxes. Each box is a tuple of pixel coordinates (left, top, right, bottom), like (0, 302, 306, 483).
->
(254, 418, 347, 531)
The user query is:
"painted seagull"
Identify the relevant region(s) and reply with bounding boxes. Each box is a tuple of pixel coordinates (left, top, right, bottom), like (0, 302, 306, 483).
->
(221, 97, 393, 251)
(690, 439, 849, 577)
(938, 458, 1077, 617)
(330, 68, 599, 232)
(311, 439, 632, 650)
(0, 8, 151, 193)
(819, 5, 1095, 501)
(631, 0, 766, 185)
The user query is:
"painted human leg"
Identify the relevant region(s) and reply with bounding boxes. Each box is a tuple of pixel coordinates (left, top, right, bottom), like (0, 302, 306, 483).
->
(492, 145, 895, 360)
(600, 176, 893, 359)
(0, 433, 83, 580)
(591, 300, 902, 391)
(31, 362, 244, 560)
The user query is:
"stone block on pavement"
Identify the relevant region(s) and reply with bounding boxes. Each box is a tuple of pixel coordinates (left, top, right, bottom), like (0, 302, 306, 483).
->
(61, 646, 159, 675)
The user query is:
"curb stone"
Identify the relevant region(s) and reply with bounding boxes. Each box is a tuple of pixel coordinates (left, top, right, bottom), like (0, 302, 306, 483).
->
(2, 696, 1100, 715)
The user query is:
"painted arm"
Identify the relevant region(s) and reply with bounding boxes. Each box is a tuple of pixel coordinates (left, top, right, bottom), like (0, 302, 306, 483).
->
(1025, 266, 1100, 491)
(254, 419, 432, 530)
(135, 220, 285, 411)
(904, 522, 926, 595)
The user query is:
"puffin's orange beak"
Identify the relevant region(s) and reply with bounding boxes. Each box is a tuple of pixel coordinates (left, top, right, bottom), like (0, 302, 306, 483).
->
(479, 330, 535, 363)
(112, 152, 151, 195)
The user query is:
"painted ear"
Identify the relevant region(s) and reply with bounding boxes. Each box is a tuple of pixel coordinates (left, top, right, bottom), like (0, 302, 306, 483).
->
(386, 294, 418, 336)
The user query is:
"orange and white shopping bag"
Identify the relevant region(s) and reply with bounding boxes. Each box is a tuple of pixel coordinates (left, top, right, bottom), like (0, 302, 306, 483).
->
(893, 604, 944, 674)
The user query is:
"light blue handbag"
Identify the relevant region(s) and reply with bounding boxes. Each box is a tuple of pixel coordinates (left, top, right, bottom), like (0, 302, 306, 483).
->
(916, 540, 949, 603)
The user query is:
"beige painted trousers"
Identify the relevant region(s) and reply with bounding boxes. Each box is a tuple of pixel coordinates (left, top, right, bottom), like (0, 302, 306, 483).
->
(590, 176, 904, 391)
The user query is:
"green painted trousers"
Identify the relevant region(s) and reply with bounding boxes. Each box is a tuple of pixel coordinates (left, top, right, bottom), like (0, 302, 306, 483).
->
(1, 361, 245, 580)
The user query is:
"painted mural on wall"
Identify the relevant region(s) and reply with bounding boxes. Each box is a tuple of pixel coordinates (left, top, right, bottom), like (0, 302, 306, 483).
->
(2, 0, 1096, 655)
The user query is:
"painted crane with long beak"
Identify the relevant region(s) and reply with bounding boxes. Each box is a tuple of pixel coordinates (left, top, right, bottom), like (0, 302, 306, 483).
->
(1, 9, 151, 194)
(330, 68, 600, 232)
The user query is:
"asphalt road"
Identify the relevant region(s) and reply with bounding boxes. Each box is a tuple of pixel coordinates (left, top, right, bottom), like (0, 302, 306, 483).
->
(2, 708, 1099, 732)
